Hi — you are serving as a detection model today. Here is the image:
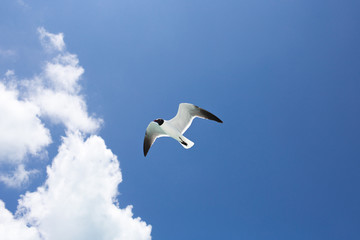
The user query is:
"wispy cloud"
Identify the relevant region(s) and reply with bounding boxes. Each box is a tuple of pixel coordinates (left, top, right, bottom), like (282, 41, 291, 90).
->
(0, 48, 16, 58)
(0, 28, 152, 239)
(24, 39, 102, 133)
(38, 27, 65, 52)
(0, 165, 38, 188)
(15, 0, 29, 8)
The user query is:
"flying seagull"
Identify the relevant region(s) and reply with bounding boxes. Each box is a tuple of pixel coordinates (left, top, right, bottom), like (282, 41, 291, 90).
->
(143, 103, 223, 156)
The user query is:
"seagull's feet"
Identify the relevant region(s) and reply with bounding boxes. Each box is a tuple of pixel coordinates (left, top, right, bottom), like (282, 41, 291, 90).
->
(179, 137, 188, 146)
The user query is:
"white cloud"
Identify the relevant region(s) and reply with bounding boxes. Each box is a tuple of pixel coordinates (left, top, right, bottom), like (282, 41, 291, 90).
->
(0, 27, 100, 174)
(17, 133, 151, 240)
(5, 70, 15, 78)
(44, 54, 84, 93)
(32, 89, 101, 133)
(0, 82, 51, 163)
(0, 200, 41, 240)
(0, 164, 38, 188)
(25, 30, 102, 134)
(0, 27, 152, 239)
(38, 27, 65, 52)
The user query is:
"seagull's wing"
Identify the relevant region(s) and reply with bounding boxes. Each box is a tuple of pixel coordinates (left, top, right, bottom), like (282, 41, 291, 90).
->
(168, 103, 223, 134)
(143, 122, 167, 156)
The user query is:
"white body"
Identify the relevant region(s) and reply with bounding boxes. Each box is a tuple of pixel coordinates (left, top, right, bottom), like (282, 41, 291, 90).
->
(160, 121, 194, 149)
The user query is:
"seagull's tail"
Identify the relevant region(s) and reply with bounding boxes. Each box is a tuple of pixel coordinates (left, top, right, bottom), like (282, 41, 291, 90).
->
(178, 136, 194, 149)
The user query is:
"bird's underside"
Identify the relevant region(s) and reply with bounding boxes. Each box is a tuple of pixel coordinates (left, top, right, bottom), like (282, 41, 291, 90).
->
(143, 103, 222, 156)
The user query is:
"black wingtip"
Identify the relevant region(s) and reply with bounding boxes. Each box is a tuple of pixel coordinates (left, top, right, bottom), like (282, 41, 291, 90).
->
(199, 108, 223, 123)
(143, 138, 149, 157)
(211, 114, 223, 123)
(143, 148, 148, 157)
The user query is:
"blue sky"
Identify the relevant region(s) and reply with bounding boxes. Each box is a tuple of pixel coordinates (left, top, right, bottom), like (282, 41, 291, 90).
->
(1, 0, 360, 239)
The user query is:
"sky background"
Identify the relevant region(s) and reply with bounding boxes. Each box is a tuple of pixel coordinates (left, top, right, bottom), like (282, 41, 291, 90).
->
(1, 0, 360, 239)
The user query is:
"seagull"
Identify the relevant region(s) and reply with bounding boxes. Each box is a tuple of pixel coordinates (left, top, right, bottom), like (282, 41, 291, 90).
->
(143, 103, 223, 156)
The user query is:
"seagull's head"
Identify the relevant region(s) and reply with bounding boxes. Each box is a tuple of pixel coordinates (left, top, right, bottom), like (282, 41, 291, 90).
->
(153, 118, 164, 126)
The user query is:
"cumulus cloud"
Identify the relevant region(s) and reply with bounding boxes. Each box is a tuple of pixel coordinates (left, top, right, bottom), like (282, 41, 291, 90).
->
(0, 26, 99, 165)
(0, 201, 41, 240)
(17, 133, 151, 240)
(0, 27, 152, 239)
(0, 81, 51, 163)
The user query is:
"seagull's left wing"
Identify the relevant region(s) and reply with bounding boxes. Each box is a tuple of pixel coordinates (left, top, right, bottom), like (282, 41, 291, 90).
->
(169, 103, 223, 134)
(143, 122, 167, 156)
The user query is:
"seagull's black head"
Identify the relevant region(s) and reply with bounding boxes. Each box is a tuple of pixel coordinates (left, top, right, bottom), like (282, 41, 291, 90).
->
(154, 118, 164, 126)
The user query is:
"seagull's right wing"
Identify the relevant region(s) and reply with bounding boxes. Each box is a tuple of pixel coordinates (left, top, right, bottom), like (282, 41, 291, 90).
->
(169, 103, 223, 134)
(143, 122, 167, 156)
